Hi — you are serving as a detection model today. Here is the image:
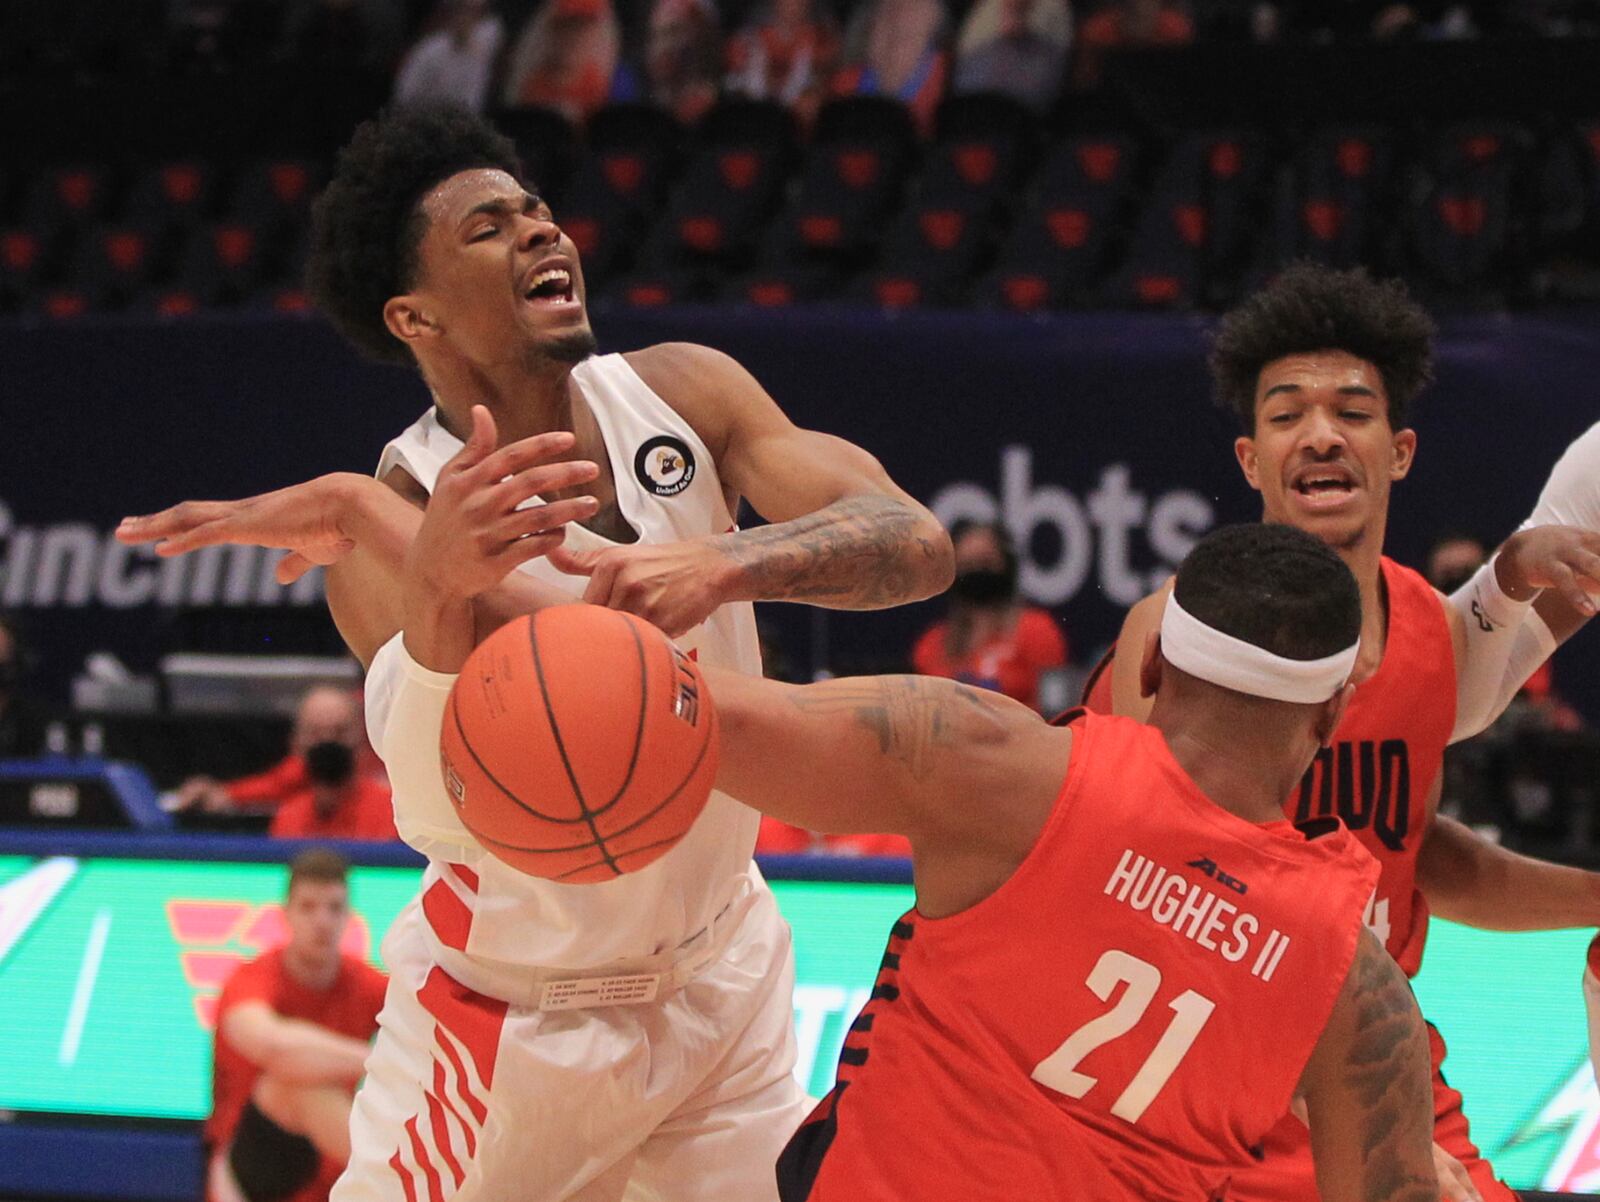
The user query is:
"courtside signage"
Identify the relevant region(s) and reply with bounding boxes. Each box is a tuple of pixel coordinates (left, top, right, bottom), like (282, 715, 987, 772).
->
(0, 855, 1590, 1192)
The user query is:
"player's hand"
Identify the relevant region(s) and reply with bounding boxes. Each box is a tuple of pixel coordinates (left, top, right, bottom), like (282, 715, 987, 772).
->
(546, 538, 737, 639)
(1433, 1142, 1483, 1202)
(403, 405, 600, 603)
(1497, 525, 1600, 616)
(117, 473, 379, 584)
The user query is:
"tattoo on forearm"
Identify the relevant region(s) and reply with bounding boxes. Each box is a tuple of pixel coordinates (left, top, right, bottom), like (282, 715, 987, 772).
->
(715, 496, 948, 608)
(787, 677, 994, 780)
(1347, 937, 1437, 1202)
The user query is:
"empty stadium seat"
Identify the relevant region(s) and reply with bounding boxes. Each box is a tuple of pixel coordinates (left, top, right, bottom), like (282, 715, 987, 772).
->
(983, 134, 1139, 311)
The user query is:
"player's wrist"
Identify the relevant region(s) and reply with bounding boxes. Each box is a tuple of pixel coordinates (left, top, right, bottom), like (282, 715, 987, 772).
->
(702, 535, 756, 603)
(1492, 535, 1544, 606)
(328, 474, 394, 537)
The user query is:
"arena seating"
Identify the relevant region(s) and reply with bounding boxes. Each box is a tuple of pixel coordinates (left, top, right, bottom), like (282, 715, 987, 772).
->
(1, 93, 1599, 318)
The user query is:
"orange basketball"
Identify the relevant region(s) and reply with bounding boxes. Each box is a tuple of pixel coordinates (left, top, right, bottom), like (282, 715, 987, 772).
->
(439, 606, 719, 883)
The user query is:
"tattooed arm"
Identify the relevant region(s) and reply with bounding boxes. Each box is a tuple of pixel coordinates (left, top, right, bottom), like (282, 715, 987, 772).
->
(546, 343, 954, 637)
(706, 668, 1069, 871)
(1300, 929, 1438, 1202)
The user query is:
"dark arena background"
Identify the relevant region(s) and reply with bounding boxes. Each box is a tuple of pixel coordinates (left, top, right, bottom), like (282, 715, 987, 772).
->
(4, 2, 1600, 1199)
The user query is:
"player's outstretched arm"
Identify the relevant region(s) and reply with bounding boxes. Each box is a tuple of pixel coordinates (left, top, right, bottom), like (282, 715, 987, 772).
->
(1300, 929, 1437, 1202)
(546, 343, 955, 638)
(1417, 805, 1600, 931)
(117, 407, 596, 666)
(706, 667, 1067, 854)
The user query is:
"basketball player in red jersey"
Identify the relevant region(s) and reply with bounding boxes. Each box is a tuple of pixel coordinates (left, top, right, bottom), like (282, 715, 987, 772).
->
(125, 423, 1438, 1201)
(1085, 265, 1600, 1202)
(209, 849, 387, 1202)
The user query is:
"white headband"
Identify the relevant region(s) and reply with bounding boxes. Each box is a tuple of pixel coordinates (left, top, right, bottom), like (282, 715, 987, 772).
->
(1160, 594, 1359, 704)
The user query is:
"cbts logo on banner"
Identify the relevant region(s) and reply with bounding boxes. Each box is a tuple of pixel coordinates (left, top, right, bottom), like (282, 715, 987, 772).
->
(0, 499, 325, 610)
(928, 446, 1217, 607)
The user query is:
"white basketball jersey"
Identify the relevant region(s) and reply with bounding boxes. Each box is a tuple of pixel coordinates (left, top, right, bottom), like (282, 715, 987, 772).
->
(369, 353, 765, 972)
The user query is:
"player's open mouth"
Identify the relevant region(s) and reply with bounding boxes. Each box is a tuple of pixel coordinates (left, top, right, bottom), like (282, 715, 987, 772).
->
(522, 267, 576, 308)
(1290, 468, 1357, 510)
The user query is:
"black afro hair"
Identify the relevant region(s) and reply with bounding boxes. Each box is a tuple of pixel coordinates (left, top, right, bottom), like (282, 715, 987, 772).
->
(1208, 262, 1436, 433)
(307, 104, 523, 365)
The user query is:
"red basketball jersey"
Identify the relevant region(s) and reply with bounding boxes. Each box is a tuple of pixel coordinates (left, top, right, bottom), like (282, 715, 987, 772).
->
(777, 712, 1379, 1202)
(1081, 558, 1454, 977)
(1285, 557, 1454, 976)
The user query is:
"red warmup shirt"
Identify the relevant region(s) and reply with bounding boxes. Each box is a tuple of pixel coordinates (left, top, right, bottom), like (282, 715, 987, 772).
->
(268, 777, 398, 841)
(777, 711, 1378, 1202)
(756, 816, 912, 857)
(912, 607, 1068, 709)
(225, 755, 310, 807)
(209, 948, 387, 1200)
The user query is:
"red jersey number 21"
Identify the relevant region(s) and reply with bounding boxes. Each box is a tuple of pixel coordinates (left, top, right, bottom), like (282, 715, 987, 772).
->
(1031, 949, 1216, 1124)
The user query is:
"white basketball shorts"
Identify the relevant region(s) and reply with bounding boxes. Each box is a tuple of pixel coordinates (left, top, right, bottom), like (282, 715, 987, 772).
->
(331, 885, 808, 1202)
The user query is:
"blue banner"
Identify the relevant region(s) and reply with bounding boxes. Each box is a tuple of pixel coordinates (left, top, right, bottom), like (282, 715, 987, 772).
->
(3, 307, 1598, 714)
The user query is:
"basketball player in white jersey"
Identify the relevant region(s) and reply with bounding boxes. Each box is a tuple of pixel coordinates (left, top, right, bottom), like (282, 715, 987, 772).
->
(121, 105, 952, 1202)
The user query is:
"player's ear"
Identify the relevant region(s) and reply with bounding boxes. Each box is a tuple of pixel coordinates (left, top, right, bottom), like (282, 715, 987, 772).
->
(1315, 682, 1355, 746)
(1234, 436, 1262, 491)
(1389, 427, 1417, 481)
(1138, 630, 1163, 700)
(383, 294, 438, 349)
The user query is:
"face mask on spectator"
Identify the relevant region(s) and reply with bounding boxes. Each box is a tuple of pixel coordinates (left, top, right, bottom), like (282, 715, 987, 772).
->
(951, 568, 1015, 605)
(305, 741, 356, 788)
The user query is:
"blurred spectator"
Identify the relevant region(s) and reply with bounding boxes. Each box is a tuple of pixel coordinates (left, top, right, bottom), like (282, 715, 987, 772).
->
(176, 685, 382, 816)
(725, 0, 841, 121)
(280, 0, 405, 72)
(267, 742, 397, 841)
(168, 0, 285, 70)
(1074, 0, 1192, 87)
(1425, 529, 1487, 594)
(1271, 0, 1491, 40)
(643, 0, 724, 126)
(0, 615, 48, 759)
(912, 519, 1068, 710)
(756, 815, 912, 856)
(500, 0, 638, 122)
(393, 0, 506, 110)
(832, 0, 950, 134)
(953, 0, 1072, 112)
(207, 850, 386, 1202)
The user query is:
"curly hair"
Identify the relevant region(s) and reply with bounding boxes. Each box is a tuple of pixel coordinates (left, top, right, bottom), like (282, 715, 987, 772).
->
(307, 105, 523, 365)
(1208, 262, 1436, 433)
(1174, 522, 1361, 663)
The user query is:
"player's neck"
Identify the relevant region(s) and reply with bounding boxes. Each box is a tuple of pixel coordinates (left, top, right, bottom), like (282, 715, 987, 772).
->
(1330, 519, 1389, 676)
(1149, 700, 1307, 823)
(282, 944, 340, 991)
(427, 356, 581, 446)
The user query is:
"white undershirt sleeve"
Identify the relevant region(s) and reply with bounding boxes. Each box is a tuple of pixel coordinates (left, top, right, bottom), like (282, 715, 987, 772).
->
(1448, 555, 1537, 742)
(364, 632, 479, 855)
(1450, 420, 1600, 742)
